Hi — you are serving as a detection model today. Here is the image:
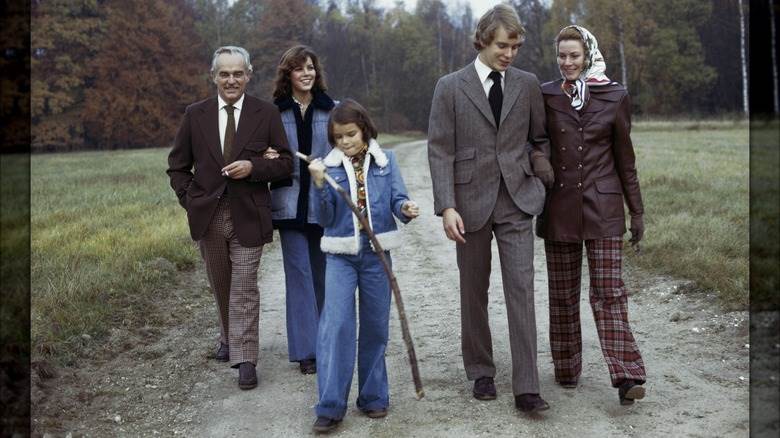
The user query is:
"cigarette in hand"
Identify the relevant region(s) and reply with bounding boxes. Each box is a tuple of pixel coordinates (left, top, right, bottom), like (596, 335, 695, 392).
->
(222, 169, 229, 177)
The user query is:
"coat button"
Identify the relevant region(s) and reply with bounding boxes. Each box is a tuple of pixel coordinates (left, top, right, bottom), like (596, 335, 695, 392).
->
(578, 127, 583, 132)
(561, 165, 567, 170)
(561, 146, 567, 151)
(561, 128, 566, 133)
(559, 183, 564, 187)
(577, 146, 583, 151)
(577, 182, 582, 188)
(578, 163, 583, 169)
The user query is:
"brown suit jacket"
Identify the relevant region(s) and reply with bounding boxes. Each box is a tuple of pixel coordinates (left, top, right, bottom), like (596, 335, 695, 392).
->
(427, 63, 550, 232)
(167, 94, 293, 247)
(536, 80, 643, 242)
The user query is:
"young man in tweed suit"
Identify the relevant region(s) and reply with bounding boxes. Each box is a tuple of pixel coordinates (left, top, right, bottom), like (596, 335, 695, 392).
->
(427, 5, 555, 413)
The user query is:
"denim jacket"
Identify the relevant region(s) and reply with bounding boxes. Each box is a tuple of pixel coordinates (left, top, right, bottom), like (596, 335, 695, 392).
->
(271, 93, 334, 224)
(318, 139, 412, 255)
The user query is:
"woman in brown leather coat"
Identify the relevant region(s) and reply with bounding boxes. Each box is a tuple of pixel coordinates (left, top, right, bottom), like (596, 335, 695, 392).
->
(534, 25, 647, 405)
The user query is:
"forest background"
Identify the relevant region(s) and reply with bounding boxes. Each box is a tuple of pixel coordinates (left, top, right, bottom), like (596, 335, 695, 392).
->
(31, 0, 751, 151)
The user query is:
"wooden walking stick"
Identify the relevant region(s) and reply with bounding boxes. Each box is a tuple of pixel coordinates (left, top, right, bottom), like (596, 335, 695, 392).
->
(296, 151, 424, 399)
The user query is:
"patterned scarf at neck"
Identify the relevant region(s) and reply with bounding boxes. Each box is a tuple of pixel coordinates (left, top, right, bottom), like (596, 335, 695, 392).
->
(349, 145, 369, 227)
(557, 25, 612, 111)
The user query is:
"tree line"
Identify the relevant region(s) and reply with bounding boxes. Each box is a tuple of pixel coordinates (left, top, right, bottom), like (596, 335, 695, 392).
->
(31, 0, 747, 151)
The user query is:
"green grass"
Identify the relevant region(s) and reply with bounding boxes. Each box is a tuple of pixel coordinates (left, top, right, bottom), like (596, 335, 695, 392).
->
(31, 148, 199, 364)
(628, 126, 749, 308)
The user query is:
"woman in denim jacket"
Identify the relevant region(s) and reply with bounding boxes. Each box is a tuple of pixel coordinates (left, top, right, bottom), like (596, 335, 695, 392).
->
(306, 100, 419, 433)
(270, 46, 335, 375)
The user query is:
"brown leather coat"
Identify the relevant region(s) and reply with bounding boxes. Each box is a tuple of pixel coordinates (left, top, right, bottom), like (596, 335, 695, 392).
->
(536, 80, 643, 242)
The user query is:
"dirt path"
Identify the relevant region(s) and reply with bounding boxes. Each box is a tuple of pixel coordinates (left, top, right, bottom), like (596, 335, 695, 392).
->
(33, 140, 752, 437)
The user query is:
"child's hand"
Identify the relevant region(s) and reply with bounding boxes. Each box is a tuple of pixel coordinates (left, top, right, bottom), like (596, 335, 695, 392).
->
(401, 200, 419, 218)
(308, 158, 326, 188)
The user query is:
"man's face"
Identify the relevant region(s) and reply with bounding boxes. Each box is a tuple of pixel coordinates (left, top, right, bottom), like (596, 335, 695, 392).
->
(213, 53, 250, 104)
(478, 26, 521, 72)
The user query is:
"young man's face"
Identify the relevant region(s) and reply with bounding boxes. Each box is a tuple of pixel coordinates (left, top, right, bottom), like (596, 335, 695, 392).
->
(478, 26, 521, 72)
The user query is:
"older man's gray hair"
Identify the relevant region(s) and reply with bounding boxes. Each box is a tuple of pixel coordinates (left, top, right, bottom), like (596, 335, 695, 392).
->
(210, 46, 253, 74)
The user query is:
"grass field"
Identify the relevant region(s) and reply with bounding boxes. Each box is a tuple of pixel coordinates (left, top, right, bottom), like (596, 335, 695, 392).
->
(30, 125, 749, 363)
(628, 124, 749, 308)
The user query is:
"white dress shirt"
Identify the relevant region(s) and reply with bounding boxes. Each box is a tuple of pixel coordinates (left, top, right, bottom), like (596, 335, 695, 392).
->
(218, 93, 244, 153)
(474, 57, 505, 97)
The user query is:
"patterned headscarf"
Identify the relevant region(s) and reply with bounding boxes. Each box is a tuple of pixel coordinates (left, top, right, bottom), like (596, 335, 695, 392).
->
(557, 25, 612, 110)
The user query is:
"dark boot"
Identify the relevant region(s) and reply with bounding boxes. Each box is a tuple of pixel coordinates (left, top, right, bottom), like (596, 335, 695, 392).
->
(473, 376, 497, 400)
(215, 343, 229, 362)
(515, 393, 550, 412)
(618, 380, 646, 405)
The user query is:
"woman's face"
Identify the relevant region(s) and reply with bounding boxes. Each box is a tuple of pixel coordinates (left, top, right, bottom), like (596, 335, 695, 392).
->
(290, 56, 316, 94)
(557, 39, 586, 81)
(331, 122, 366, 157)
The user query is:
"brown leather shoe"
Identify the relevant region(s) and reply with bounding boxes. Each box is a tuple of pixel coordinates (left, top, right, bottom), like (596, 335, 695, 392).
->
(312, 416, 341, 433)
(299, 359, 316, 374)
(618, 380, 645, 405)
(238, 362, 257, 390)
(473, 376, 497, 400)
(365, 409, 388, 418)
(215, 343, 229, 362)
(515, 393, 550, 412)
(557, 379, 578, 389)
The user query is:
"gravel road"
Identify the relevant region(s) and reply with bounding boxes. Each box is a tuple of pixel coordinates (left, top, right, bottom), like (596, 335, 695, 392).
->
(32, 140, 756, 437)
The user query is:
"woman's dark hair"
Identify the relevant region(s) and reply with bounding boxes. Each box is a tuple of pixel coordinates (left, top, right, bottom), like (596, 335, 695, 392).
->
(272, 45, 327, 100)
(327, 99, 378, 146)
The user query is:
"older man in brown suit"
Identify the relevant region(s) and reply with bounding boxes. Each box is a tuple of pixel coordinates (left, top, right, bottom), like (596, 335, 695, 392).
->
(427, 5, 555, 412)
(167, 46, 292, 390)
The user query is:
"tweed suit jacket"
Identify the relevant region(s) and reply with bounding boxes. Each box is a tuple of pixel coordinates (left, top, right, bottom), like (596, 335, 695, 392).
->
(167, 94, 293, 247)
(427, 63, 551, 232)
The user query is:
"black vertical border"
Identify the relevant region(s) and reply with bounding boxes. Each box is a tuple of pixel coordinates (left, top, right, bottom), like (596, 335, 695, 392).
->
(0, 0, 31, 436)
(749, 0, 780, 437)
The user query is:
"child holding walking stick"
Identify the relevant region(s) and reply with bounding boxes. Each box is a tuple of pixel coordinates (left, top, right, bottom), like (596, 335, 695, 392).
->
(306, 99, 419, 433)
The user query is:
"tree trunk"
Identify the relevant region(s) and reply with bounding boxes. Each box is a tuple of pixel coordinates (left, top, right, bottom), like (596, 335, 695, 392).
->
(618, 17, 628, 87)
(739, 0, 749, 118)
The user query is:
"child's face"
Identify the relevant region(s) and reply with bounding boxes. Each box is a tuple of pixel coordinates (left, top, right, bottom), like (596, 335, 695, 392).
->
(331, 122, 367, 157)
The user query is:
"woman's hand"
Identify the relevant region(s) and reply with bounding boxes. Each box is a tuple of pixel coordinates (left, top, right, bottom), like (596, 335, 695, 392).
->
(263, 147, 280, 160)
(401, 200, 420, 219)
(308, 158, 326, 188)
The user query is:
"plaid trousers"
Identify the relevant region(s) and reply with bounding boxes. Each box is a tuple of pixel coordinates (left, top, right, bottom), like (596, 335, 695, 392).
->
(199, 198, 263, 367)
(545, 237, 646, 387)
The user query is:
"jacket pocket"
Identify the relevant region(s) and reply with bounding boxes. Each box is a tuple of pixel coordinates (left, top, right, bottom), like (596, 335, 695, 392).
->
(454, 147, 475, 184)
(595, 176, 624, 221)
(244, 141, 268, 153)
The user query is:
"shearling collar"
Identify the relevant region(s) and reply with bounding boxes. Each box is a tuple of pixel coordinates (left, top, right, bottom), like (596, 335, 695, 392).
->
(323, 138, 388, 168)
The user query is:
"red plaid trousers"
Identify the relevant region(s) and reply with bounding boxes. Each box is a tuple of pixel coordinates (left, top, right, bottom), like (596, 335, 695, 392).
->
(545, 237, 646, 387)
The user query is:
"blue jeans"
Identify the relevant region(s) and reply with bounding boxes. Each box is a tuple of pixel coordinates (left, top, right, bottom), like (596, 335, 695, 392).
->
(280, 227, 326, 362)
(315, 234, 392, 420)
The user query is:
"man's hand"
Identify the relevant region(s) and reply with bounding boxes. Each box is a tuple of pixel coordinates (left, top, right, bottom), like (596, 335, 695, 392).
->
(401, 201, 420, 219)
(442, 208, 466, 244)
(263, 147, 280, 160)
(221, 160, 253, 179)
(307, 158, 326, 188)
(530, 151, 554, 189)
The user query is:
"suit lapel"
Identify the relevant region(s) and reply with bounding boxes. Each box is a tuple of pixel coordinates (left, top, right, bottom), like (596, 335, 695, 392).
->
(459, 66, 497, 130)
(499, 68, 524, 127)
(195, 97, 224, 165)
(228, 95, 262, 163)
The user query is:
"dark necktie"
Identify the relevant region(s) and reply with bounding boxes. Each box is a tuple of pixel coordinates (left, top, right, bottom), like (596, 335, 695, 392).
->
(488, 71, 503, 128)
(223, 105, 235, 161)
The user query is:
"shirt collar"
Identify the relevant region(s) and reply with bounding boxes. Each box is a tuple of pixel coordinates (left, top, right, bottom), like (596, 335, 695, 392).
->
(218, 93, 245, 111)
(474, 56, 505, 85)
